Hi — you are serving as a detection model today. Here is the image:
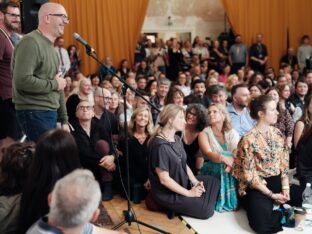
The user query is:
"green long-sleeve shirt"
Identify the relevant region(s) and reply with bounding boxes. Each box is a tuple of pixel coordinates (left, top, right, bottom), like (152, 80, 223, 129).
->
(12, 30, 68, 124)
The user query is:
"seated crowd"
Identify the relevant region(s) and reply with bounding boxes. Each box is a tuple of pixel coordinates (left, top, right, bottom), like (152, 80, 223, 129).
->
(2, 31, 312, 234)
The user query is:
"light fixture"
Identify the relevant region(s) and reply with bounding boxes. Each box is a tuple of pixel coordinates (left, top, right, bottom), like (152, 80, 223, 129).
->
(167, 16, 172, 26)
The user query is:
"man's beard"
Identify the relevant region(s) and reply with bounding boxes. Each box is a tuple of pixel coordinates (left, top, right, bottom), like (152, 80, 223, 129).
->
(237, 102, 247, 109)
(4, 17, 19, 32)
(196, 92, 203, 98)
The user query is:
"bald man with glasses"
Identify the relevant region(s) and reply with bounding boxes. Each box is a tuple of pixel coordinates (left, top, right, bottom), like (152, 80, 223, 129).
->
(12, 3, 69, 142)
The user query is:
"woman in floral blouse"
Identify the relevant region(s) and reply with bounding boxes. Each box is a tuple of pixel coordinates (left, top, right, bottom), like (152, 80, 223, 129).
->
(232, 95, 289, 234)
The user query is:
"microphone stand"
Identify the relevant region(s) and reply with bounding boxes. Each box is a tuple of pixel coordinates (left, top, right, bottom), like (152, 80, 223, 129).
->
(84, 47, 170, 234)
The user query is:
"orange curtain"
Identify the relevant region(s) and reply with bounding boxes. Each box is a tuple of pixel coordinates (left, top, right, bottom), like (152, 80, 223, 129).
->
(50, 0, 149, 75)
(287, 0, 312, 49)
(221, 0, 287, 72)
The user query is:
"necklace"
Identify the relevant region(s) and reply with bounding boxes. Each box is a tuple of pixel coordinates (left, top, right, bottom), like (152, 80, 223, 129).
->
(158, 131, 175, 143)
(213, 132, 223, 137)
(158, 132, 185, 160)
(134, 132, 147, 144)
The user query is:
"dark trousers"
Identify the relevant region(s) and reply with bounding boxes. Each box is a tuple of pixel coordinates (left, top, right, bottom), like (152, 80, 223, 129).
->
(16, 110, 57, 142)
(250, 61, 266, 74)
(0, 98, 22, 140)
(241, 175, 283, 234)
(156, 175, 220, 220)
(231, 62, 246, 74)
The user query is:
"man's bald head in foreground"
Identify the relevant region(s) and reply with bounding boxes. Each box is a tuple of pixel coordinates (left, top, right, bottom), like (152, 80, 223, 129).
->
(37, 3, 68, 41)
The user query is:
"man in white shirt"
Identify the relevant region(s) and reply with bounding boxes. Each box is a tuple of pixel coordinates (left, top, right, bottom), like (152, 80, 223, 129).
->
(54, 36, 70, 75)
(297, 35, 312, 72)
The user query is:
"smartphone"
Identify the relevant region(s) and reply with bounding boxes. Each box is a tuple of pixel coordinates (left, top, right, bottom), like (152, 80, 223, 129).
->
(59, 66, 67, 78)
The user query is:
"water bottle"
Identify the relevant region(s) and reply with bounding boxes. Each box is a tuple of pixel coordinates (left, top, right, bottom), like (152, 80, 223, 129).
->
(302, 183, 312, 221)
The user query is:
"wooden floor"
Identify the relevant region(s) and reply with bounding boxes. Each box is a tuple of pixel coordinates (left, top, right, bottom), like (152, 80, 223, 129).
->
(103, 195, 191, 234)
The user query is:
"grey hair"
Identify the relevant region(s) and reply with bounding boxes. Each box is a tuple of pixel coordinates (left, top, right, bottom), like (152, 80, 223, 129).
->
(49, 169, 101, 228)
(157, 78, 171, 87)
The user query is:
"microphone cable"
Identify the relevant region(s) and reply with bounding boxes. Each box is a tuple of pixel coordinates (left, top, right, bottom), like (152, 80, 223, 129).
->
(100, 87, 142, 234)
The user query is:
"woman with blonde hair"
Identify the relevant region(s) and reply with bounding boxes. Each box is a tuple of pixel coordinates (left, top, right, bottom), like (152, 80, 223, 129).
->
(225, 74, 239, 95)
(148, 104, 220, 219)
(198, 104, 239, 212)
(205, 75, 219, 88)
(119, 106, 153, 203)
(100, 80, 114, 92)
(66, 77, 94, 124)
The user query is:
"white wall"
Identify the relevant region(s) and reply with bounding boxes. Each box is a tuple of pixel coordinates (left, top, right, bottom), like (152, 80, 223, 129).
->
(142, 0, 230, 42)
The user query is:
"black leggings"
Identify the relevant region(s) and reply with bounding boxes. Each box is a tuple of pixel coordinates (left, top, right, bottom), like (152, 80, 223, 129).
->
(241, 175, 283, 234)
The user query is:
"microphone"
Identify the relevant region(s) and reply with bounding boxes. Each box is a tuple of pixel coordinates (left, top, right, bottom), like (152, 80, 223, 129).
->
(72, 32, 95, 53)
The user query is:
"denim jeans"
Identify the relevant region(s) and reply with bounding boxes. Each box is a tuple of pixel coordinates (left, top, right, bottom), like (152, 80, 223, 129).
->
(16, 110, 57, 142)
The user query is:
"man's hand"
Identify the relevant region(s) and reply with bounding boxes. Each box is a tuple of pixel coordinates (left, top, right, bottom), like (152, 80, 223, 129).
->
(55, 72, 66, 90)
(61, 124, 70, 132)
(99, 155, 116, 171)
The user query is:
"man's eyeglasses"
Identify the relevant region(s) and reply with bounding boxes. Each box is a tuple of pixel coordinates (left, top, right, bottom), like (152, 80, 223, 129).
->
(49, 13, 69, 21)
(3, 12, 20, 18)
(77, 106, 93, 111)
(97, 96, 112, 101)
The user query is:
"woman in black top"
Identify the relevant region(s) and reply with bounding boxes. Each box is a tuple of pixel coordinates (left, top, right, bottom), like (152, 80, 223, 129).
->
(148, 104, 220, 219)
(294, 95, 312, 186)
(182, 104, 207, 174)
(119, 106, 154, 202)
(66, 77, 94, 124)
(118, 59, 130, 80)
(67, 44, 82, 80)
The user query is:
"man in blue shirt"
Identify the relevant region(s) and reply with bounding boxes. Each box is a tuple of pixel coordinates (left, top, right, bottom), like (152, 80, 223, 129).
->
(227, 84, 255, 138)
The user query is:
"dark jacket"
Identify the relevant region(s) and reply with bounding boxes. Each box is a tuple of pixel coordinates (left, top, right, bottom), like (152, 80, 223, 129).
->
(297, 129, 312, 180)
